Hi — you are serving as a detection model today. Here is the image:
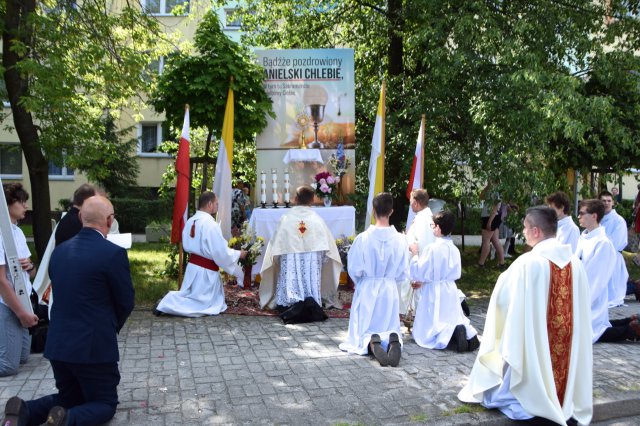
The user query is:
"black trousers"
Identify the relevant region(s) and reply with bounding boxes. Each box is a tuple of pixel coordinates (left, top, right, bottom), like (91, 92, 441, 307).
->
(597, 318, 633, 343)
(26, 360, 120, 426)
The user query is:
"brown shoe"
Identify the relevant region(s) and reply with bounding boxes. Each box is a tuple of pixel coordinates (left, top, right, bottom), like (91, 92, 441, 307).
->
(3, 396, 27, 426)
(45, 406, 66, 426)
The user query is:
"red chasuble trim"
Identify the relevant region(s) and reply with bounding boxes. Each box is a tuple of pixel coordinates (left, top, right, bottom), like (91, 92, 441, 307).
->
(547, 261, 573, 406)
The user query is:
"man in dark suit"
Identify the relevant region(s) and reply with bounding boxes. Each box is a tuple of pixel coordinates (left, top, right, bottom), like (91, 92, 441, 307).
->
(2, 195, 134, 426)
(55, 183, 96, 246)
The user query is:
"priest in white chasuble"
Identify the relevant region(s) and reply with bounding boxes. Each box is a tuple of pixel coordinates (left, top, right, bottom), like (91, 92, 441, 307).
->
(459, 206, 592, 426)
(259, 185, 342, 322)
(155, 192, 246, 317)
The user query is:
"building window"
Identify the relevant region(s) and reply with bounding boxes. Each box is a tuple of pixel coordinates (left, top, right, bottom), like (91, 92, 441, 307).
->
(138, 122, 170, 156)
(0, 143, 22, 177)
(143, 0, 189, 15)
(225, 8, 241, 28)
(48, 160, 75, 180)
(0, 79, 9, 108)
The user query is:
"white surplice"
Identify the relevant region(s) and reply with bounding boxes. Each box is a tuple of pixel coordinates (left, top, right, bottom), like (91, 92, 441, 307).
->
(339, 225, 410, 355)
(156, 211, 241, 317)
(576, 226, 615, 342)
(400, 207, 436, 315)
(458, 238, 593, 426)
(556, 216, 580, 254)
(409, 237, 477, 349)
(259, 206, 341, 309)
(600, 209, 629, 307)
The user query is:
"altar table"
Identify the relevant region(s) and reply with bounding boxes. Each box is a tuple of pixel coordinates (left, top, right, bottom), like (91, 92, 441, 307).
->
(248, 205, 356, 276)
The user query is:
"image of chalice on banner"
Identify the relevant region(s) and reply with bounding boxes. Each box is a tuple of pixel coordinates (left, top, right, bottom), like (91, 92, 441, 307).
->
(303, 85, 328, 149)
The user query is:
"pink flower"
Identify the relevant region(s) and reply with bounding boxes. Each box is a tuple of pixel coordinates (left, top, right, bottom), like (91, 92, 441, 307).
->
(320, 184, 330, 193)
(335, 176, 340, 183)
(319, 178, 327, 185)
(327, 176, 335, 184)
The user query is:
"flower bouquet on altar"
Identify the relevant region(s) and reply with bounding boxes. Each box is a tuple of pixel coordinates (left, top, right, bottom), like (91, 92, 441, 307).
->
(312, 171, 339, 206)
(228, 222, 264, 288)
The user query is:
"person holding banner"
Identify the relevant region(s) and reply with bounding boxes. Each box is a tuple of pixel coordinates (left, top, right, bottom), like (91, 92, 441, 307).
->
(0, 183, 38, 377)
(154, 192, 247, 317)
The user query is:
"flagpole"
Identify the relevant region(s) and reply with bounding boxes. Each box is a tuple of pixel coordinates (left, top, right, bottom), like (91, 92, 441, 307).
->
(420, 114, 425, 186)
(178, 243, 184, 289)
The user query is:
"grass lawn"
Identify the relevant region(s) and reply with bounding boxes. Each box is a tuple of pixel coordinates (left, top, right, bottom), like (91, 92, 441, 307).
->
(128, 242, 177, 307)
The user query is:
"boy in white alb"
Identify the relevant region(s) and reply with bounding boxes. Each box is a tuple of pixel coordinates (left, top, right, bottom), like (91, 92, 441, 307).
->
(409, 211, 479, 352)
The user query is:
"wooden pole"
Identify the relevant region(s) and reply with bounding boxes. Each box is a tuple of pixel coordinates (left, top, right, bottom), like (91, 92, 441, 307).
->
(178, 243, 184, 290)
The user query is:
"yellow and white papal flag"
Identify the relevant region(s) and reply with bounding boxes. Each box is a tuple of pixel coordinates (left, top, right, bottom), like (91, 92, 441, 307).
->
(213, 85, 234, 240)
(365, 82, 386, 226)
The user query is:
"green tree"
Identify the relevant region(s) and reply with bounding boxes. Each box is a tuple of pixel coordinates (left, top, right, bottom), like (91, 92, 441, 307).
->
(1, 0, 168, 257)
(235, 0, 640, 225)
(151, 10, 273, 194)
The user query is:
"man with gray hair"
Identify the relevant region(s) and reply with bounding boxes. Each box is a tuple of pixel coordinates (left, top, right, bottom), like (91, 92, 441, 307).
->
(459, 206, 593, 425)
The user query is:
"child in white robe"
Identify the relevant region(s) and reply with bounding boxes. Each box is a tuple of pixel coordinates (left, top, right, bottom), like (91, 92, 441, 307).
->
(339, 193, 409, 367)
(409, 211, 479, 352)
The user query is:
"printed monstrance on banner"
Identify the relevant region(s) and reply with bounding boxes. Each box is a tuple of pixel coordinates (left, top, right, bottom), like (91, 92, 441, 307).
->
(255, 49, 355, 204)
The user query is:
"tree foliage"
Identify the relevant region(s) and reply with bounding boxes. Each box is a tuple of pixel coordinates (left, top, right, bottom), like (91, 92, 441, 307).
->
(1, 0, 170, 256)
(151, 10, 273, 193)
(234, 0, 640, 226)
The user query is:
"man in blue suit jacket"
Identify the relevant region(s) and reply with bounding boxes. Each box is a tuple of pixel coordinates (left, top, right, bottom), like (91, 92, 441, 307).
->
(3, 195, 134, 426)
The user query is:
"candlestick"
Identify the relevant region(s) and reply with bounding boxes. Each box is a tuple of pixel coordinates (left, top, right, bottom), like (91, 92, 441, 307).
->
(284, 170, 290, 206)
(260, 171, 266, 208)
(271, 169, 278, 207)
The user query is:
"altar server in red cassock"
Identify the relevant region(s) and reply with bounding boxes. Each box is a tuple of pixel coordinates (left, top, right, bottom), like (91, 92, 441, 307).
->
(155, 192, 246, 317)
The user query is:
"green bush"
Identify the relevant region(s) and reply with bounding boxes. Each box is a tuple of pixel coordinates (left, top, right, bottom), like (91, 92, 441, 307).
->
(453, 206, 483, 235)
(615, 199, 634, 226)
(112, 198, 173, 233)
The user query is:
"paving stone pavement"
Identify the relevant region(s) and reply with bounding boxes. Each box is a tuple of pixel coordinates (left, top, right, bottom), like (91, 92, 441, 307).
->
(2, 295, 639, 425)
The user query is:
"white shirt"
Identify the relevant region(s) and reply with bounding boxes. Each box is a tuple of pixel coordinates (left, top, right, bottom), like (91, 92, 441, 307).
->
(556, 216, 579, 253)
(0, 223, 32, 306)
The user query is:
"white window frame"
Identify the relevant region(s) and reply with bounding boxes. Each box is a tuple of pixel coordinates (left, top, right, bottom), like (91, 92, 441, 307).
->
(48, 162, 75, 181)
(0, 142, 23, 179)
(137, 122, 170, 158)
(142, 0, 189, 16)
(224, 8, 241, 29)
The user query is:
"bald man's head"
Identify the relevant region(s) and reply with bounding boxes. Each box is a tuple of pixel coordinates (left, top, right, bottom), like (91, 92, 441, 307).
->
(80, 195, 114, 235)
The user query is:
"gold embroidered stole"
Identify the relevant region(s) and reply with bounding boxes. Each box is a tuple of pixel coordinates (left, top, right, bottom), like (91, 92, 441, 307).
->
(547, 261, 573, 406)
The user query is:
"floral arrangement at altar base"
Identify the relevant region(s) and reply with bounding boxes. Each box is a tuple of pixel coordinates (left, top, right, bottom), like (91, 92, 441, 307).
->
(312, 171, 339, 200)
(335, 235, 355, 270)
(228, 222, 264, 267)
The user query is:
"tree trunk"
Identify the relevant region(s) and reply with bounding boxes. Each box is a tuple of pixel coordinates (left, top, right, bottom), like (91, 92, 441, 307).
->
(387, 0, 404, 77)
(3, 0, 52, 259)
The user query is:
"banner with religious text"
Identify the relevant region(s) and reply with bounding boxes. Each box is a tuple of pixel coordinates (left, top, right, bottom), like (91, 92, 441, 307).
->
(254, 49, 355, 207)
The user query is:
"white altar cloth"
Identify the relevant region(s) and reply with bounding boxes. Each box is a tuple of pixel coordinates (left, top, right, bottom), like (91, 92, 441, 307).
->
(248, 205, 356, 276)
(282, 149, 323, 164)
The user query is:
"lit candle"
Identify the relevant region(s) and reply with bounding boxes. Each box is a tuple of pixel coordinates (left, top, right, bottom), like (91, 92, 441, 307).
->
(260, 171, 266, 204)
(284, 170, 290, 203)
(271, 169, 278, 205)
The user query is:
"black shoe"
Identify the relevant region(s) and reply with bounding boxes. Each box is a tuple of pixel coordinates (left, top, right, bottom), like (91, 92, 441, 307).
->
(368, 334, 388, 367)
(387, 333, 401, 367)
(452, 325, 468, 353)
(45, 406, 66, 426)
(467, 335, 480, 352)
(496, 263, 507, 271)
(461, 300, 470, 317)
(3, 396, 27, 426)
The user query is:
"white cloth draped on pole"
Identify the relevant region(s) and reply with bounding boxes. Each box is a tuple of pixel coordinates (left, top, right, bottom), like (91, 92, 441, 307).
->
(213, 86, 234, 240)
(364, 82, 385, 226)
